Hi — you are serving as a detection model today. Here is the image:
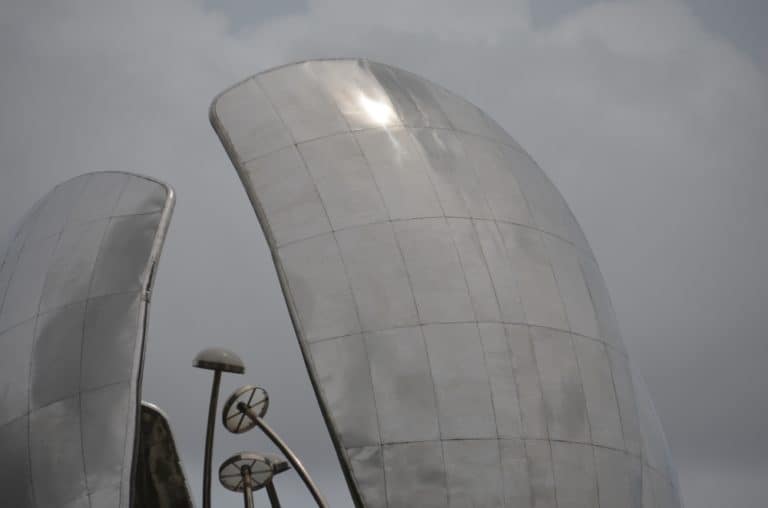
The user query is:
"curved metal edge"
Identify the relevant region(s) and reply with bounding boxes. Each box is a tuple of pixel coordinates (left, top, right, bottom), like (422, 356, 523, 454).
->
(125, 177, 176, 508)
(209, 100, 366, 508)
(207, 59, 596, 261)
(134, 401, 195, 508)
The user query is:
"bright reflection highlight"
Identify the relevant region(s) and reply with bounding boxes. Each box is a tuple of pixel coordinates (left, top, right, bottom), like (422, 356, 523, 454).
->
(358, 93, 396, 126)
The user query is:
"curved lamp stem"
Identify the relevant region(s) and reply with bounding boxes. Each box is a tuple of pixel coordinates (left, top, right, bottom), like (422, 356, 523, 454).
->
(203, 370, 222, 508)
(238, 402, 328, 508)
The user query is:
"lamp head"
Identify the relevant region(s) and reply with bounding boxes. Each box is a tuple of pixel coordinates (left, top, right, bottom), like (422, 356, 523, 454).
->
(219, 452, 274, 492)
(193, 348, 245, 374)
(222, 385, 269, 433)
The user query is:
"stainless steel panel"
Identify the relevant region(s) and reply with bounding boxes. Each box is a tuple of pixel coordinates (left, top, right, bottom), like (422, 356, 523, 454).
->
(380, 65, 451, 130)
(478, 110, 526, 153)
(26, 176, 86, 244)
(447, 219, 500, 322)
(530, 326, 589, 443)
(642, 465, 656, 508)
(609, 348, 642, 455)
(443, 439, 503, 508)
(365, 327, 439, 443)
(81, 383, 131, 493)
(0, 415, 33, 506)
(503, 144, 588, 251)
(524, 439, 557, 508)
(595, 447, 642, 508)
(650, 469, 681, 508)
(635, 372, 676, 480)
(0, 234, 58, 332)
(69, 172, 130, 225)
(505, 324, 548, 439)
(551, 441, 598, 508)
(0, 172, 175, 508)
(279, 233, 360, 341)
(477, 323, 522, 438)
(242, 146, 331, 246)
(347, 446, 387, 507)
(412, 128, 492, 219)
(90, 212, 163, 297)
(497, 223, 567, 329)
(473, 219, 525, 323)
(543, 234, 599, 338)
(0, 319, 36, 424)
(394, 218, 474, 323)
(499, 439, 531, 507)
(578, 252, 625, 352)
(89, 489, 120, 508)
(29, 396, 87, 506)
(114, 171, 173, 217)
(423, 323, 496, 440)
(336, 222, 418, 331)
(299, 133, 388, 231)
(39, 218, 109, 312)
(0, 225, 27, 315)
(81, 293, 141, 390)
(258, 63, 348, 143)
(429, 83, 500, 141)
(366, 63, 422, 128)
(30, 301, 87, 409)
(369, 63, 450, 129)
(573, 336, 624, 449)
(461, 133, 531, 226)
(382, 442, 447, 508)
(354, 127, 443, 221)
(310, 335, 380, 448)
(211, 59, 680, 508)
(314, 60, 402, 132)
(62, 496, 90, 508)
(212, 78, 292, 163)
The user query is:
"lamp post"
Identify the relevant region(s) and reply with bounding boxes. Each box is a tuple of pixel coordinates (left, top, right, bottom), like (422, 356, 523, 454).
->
(193, 348, 244, 508)
(223, 385, 328, 508)
(219, 452, 274, 508)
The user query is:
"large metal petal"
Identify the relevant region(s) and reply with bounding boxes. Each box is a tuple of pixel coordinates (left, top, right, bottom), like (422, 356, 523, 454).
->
(210, 59, 681, 508)
(0, 172, 175, 508)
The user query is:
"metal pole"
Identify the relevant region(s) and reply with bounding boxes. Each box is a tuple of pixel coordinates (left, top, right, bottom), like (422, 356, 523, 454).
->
(238, 402, 328, 508)
(203, 370, 222, 508)
(241, 466, 254, 508)
(265, 481, 282, 508)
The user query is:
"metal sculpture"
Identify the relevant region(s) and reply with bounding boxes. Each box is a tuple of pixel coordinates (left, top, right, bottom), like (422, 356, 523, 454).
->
(210, 59, 683, 507)
(0, 172, 182, 508)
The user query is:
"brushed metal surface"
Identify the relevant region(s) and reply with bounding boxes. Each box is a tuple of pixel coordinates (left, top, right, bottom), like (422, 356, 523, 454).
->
(0, 172, 175, 508)
(211, 59, 682, 508)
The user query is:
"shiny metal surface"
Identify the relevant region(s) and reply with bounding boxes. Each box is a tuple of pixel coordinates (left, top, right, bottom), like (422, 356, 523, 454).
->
(211, 59, 682, 508)
(0, 172, 174, 508)
(134, 402, 194, 508)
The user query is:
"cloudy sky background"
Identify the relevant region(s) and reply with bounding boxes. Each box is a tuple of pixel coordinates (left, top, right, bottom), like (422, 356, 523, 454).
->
(1, 0, 766, 506)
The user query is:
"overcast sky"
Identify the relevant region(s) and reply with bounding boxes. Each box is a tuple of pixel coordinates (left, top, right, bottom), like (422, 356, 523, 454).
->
(1, 0, 766, 507)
